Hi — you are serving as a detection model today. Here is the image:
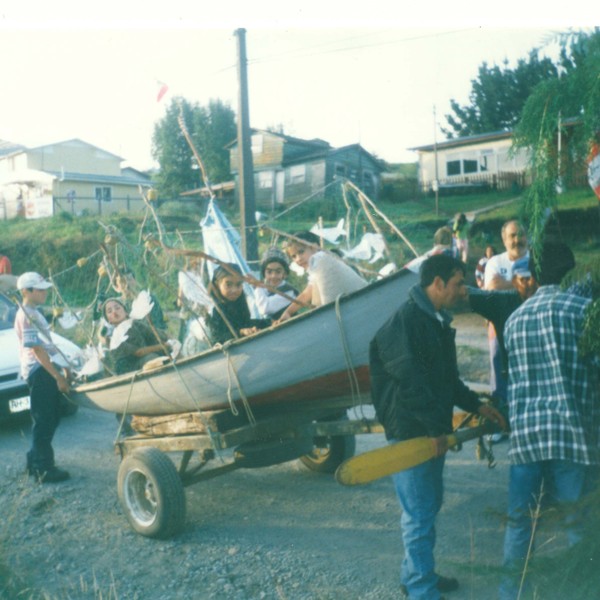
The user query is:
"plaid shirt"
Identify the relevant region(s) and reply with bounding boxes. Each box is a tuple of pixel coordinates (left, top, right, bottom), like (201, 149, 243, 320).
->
(505, 285, 600, 465)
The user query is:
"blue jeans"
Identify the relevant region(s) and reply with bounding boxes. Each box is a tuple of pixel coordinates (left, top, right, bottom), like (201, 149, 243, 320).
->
(392, 454, 445, 600)
(27, 367, 62, 472)
(499, 460, 587, 600)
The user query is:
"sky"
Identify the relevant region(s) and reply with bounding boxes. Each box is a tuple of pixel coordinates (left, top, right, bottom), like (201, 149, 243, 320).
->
(0, 2, 591, 170)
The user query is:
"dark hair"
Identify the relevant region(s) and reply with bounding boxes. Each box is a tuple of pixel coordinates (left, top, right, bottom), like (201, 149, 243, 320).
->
(531, 242, 575, 285)
(212, 263, 243, 284)
(420, 254, 466, 287)
(260, 248, 289, 278)
(288, 231, 321, 247)
(101, 297, 128, 320)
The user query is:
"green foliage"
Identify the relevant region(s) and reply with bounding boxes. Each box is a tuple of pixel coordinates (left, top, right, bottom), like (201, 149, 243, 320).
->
(514, 29, 600, 252)
(151, 97, 236, 199)
(443, 50, 559, 138)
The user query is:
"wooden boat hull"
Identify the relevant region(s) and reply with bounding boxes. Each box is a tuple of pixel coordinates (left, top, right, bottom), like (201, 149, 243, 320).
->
(69, 268, 418, 415)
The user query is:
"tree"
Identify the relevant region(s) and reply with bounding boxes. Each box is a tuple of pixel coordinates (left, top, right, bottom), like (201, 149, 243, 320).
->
(151, 97, 236, 199)
(442, 50, 559, 139)
(514, 29, 600, 357)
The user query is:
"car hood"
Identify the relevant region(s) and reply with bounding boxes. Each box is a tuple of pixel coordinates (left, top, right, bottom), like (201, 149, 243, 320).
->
(0, 328, 83, 378)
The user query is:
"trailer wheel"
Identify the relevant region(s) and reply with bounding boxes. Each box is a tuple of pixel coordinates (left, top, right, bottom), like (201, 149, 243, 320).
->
(117, 447, 186, 539)
(300, 413, 357, 474)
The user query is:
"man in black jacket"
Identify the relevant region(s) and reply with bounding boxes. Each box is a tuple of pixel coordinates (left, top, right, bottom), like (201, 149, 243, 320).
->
(370, 254, 506, 600)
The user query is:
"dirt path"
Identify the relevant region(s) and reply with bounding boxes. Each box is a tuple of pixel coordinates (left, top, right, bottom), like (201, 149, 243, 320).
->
(0, 312, 566, 600)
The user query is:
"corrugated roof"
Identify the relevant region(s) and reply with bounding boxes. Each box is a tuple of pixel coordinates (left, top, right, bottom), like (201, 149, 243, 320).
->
(47, 170, 151, 186)
(409, 130, 513, 153)
(0, 140, 26, 157)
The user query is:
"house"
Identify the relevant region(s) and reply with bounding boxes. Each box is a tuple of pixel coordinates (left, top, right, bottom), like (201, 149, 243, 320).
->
(410, 130, 531, 194)
(0, 138, 152, 219)
(228, 130, 384, 210)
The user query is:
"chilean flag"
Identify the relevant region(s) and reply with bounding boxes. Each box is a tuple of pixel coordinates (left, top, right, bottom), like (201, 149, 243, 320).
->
(588, 140, 600, 201)
(156, 81, 169, 103)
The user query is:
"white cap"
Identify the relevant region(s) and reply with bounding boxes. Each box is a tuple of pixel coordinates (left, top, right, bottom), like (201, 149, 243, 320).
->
(17, 272, 53, 291)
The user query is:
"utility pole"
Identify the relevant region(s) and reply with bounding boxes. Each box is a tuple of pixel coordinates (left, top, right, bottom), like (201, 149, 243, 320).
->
(234, 28, 259, 268)
(433, 105, 440, 216)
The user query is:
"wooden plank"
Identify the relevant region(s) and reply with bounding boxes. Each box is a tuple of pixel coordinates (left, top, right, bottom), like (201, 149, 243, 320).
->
(116, 434, 215, 455)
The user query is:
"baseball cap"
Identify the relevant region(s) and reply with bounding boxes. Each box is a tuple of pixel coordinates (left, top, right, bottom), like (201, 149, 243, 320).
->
(17, 272, 53, 290)
(512, 256, 532, 278)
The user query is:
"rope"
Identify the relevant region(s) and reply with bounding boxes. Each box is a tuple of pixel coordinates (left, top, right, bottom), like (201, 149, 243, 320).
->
(113, 371, 138, 443)
(333, 294, 362, 406)
(166, 358, 225, 461)
(220, 344, 257, 426)
(265, 180, 340, 223)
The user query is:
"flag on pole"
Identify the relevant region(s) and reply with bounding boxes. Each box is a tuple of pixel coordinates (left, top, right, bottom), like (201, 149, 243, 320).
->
(156, 80, 169, 103)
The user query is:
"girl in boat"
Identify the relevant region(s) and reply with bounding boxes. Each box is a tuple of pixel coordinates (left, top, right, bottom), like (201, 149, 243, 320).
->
(278, 231, 367, 322)
(101, 298, 171, 374)
(206, 263, 271, 344)
(254, 247, 299, 321)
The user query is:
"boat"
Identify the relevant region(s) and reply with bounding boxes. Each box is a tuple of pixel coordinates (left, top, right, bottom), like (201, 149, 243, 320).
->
(69, 266, 418, 416)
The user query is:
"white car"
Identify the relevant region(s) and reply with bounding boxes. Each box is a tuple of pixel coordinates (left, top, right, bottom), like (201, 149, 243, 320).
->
(0, 291, 83, 420)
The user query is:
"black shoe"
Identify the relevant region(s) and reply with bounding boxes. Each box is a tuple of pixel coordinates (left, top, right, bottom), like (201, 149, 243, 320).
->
(437, 575, 459, 593)
(29, 467, 70, 483)
(400, 574, 458, 597)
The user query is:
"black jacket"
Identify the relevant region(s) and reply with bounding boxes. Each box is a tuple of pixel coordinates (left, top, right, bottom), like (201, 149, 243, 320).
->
(207, 294, 271, 345)
(468, 286, 522, 375)
(369, 284, 482, 441)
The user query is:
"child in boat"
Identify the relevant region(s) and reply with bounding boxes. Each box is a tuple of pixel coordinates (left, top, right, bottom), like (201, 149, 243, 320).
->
(101, 298, 172, 375)
(278, 231, 367, 322)
(112, 267, 167, 332)
(206, 263, 271, 344)
(254, 247, 299, 321)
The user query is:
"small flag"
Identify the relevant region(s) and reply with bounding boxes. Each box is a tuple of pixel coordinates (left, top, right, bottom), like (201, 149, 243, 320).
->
(156, 80, 169, 103)
(587, 140, 600, 201)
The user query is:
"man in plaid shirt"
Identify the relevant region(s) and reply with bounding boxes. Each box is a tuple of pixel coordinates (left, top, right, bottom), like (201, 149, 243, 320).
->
(499, 242, 600, 599)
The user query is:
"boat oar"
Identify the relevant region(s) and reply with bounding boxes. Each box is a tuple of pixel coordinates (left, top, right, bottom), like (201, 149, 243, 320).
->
(335, 421, 499, 486)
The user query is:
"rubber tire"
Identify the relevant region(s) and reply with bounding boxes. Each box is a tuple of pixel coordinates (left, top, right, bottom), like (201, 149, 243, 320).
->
(117, 447, 186, 539)
(299, 432, 356, 474)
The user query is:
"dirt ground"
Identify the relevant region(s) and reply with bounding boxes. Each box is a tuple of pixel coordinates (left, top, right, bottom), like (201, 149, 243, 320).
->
(0, 310, 569, 599)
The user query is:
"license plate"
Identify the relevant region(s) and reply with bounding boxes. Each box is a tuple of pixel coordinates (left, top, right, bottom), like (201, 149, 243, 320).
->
(9, 396, 30, 413)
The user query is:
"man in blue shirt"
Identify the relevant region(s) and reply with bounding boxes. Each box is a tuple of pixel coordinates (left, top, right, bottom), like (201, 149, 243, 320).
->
(500, 242, 600, 599)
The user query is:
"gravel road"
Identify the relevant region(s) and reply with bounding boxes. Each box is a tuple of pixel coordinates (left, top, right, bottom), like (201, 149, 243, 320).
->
(0, 312, 551, 600)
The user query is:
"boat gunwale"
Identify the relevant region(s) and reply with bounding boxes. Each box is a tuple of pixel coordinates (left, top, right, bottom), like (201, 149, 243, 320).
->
(72, 267, 414, 394)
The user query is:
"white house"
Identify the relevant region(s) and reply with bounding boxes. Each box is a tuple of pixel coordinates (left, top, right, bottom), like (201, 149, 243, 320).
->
(410, 130, 530, 193)
(0, 138, 151, 219)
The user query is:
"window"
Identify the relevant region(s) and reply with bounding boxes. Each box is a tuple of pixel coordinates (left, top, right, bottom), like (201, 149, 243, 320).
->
(362, 170, 374, 193)
(480, 149, 493, 172)
(446, 148, 494, 176)
(463, 159, 478, 174)
(334, 164, 346, 178)
(447, 160, 461, 176)
(95, 187, 112, 202)
(289, 165, 306, 185)
(258, 171, 273, 189)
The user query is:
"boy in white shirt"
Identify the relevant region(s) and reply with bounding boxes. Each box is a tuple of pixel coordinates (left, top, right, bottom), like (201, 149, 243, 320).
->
(14, 272, 71, 483)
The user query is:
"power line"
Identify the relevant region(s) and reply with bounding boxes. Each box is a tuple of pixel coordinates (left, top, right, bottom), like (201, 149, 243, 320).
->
(248, 28, 479, 65)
